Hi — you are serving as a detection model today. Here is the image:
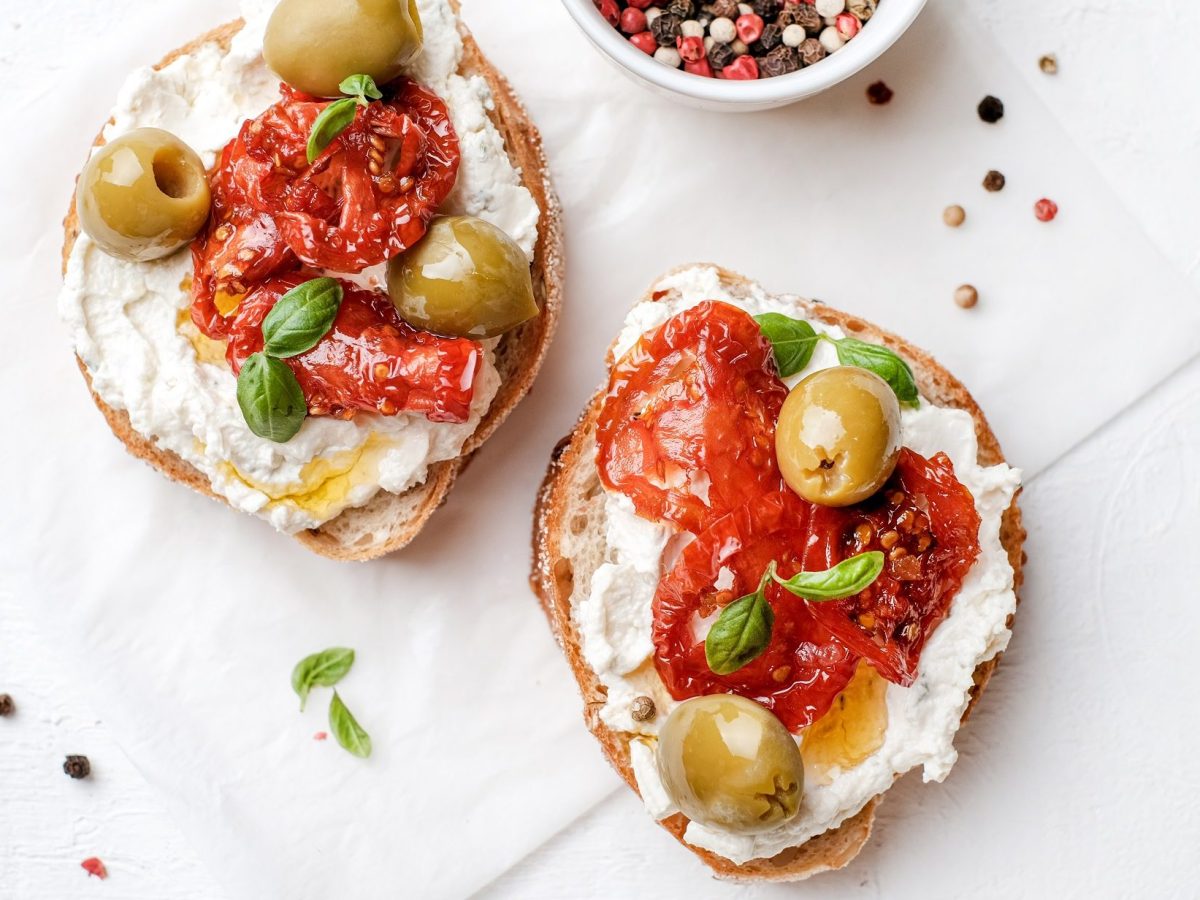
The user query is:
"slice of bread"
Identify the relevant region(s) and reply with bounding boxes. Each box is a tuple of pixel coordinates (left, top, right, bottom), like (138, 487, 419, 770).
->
(531, 264, 1026, 881)
(61, 11, 563, 562)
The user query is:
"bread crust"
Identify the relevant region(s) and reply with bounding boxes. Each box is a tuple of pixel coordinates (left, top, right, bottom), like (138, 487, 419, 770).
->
(61, 13, 563, 561)
(531, 264, 1026, 882)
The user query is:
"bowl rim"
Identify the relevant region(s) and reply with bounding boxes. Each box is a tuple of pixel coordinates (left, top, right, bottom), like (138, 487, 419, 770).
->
(560, 0, 928, 104)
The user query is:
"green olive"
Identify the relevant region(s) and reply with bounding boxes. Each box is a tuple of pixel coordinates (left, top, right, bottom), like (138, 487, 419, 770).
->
(387, 216, 538, 338)
(75, 128, 211, 263)
(776, 366, 901, 507)
(657, 695, 804, 833)
(264, 0, 423, 98)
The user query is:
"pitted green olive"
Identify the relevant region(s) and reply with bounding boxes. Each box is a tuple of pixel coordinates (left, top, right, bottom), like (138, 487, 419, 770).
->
(776, 366, 901, 507)
(657, 695, 804, 833)
(75, 128, 211, 262)
(387, 216, 538, 339)
(264, 0, 423, 98)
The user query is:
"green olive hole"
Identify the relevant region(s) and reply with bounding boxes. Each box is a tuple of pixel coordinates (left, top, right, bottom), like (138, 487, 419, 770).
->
(152, 150, 198, 200)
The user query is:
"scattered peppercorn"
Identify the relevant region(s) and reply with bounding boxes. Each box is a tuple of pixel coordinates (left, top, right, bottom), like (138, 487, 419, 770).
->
(982, 170, 1006, 192)
(954, 284, 979, 309)
(977, 95, 1004, 123)
(313, 731, 328, 741)
(63, 755, 92, 780)
(943, 205, 966, 227)
(81, 858, 108, 880)
(1039, 54, 1058, 75)
(631, 696, 657, 722)
(866, 80, 893, 105)
(1034, 198, 1059, 222)
(0, 694, 14, 717)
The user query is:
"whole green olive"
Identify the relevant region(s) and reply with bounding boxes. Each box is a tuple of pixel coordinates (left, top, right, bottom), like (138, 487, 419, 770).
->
(75, 128, 211, 263)
(387, 216, 538, 339)
(776, 366, 901, 507)
(264, 0, 423, 98)
(657, 695, 804, 833)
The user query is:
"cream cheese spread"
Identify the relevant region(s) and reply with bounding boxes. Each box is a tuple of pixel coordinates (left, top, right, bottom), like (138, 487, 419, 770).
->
(58, 0, 540, 534)
(577, 265, 1021, 864)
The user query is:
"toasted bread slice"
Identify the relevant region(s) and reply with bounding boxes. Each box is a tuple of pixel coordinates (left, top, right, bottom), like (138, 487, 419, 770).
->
(532, 264, 1025, 881)
(61, 11, 563, 561)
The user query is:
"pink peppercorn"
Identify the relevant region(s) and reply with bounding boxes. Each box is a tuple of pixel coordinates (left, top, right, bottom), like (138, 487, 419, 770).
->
(835, 13, 860, 39)
(1034, 198, 1059, 222)
(626, 0, 655, 8)
(594, 0, 620, 27)
(736, 13, 765, 44)
(620, 7, 647, 33)
(723, 55, 760, 80)
(685, 57, 715, 77)
(630, 31, 657, 54)
(677, 35, 706, 62)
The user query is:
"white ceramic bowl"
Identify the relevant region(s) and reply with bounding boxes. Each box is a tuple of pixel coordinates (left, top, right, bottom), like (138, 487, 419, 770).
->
(560, 0, 928, 112)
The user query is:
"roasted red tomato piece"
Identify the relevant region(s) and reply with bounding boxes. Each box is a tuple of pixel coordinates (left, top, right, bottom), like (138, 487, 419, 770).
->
(653, 491, 859, 732)
(191, 79, 460, 325)
(596, 301, 788, 535)
(803, 449, 982, 686)
(225, 274, 483, 424)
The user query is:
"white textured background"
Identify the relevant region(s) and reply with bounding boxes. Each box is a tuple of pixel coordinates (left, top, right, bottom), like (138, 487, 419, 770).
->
(3, 0, 1200, 898)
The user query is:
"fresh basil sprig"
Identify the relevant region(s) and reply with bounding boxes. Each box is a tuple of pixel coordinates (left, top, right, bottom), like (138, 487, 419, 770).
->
(236, 352, 307, 443)
(754, 313, 819, 377)
(832, 337, 919, 408)
(754, 313, 920, 407)
(705, 552, 885, 676)
(705, 568, 775, 676)
(329, 691, 372, 759)
(306, 74, 381, 163)
(772, 551, 884, 601)
(291, 647, 355, 711)
(262, 278, 344, 358)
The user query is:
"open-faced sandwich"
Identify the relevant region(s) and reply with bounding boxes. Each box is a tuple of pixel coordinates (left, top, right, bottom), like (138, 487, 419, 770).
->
(59, 0, 562, 560)
(533, 264, 1025, 879)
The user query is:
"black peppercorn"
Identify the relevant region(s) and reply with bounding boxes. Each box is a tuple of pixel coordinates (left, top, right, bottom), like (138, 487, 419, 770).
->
(977, 95, 1004, 123)
(0, 694, 14, 717)
(760, 45, 800, 77)
(704, 0, 740, 19)
(779, 3, 821, 31)
(758, 23, 784, 52)
(63, 755, 92, 780)
(667, 0, 695, 18)
(798, 37, 826, 67)
(866, 80, 894, 105)
(651, 12, 683, 47)
(748, 0, 780, 17)
(630, 696, 657, 722)
(708, 41, 737, 70)
(982, 170, 1006, 192)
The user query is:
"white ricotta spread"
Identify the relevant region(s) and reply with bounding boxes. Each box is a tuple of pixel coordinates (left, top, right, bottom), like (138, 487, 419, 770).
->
(58, 0, 540, 534)
(577, 265, 1022, 864)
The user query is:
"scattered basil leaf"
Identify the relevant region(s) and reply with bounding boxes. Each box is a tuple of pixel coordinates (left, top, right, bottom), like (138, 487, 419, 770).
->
(339, 74, 382, 105)
(291, 648, 356, 712)
(329, 691, 372, 759)
(773, 551, 885, 601)
(236, 352, 307, 443)
(262, 277, 344, 358)
(834, 337, 920, 407)
(754, 313, 820, 377)
(307, 97, 358, 163)
(705, 567, 775, 676)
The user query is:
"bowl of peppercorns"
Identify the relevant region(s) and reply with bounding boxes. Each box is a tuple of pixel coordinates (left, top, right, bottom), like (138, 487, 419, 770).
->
(566, 0, 926, 110)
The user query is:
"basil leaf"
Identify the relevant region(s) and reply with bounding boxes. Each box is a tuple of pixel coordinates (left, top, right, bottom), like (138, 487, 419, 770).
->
(705, 569, 775, 676)
(773, 551, 885, 601)
(291, 648, 355, 711)
(339, 74, 382, 104)
(236, 352, 307, 443)
(262, 277, 343, 358)
(307, 97, 358, 163)
(754, 313, 820, 377)
(329, 692, 372, 759)
(834, 337, 919, 407)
